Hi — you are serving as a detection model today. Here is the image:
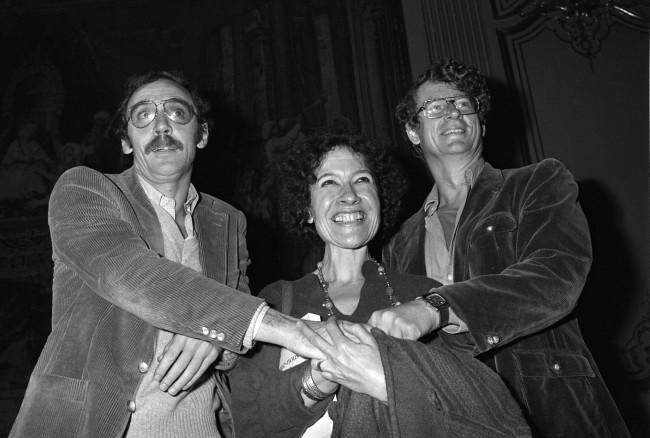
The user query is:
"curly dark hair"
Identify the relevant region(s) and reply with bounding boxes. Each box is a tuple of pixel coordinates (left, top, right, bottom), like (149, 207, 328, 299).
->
(276, 129, 406, 244)
(115, 71, 210, 143)
(395, 59, 491, 154)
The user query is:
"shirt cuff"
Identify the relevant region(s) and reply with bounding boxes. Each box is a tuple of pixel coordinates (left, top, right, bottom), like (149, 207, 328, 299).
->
(243, 302, 270, 349)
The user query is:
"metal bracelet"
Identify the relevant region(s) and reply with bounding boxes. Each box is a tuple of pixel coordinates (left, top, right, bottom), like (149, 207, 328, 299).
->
(300, 366, 335, 401)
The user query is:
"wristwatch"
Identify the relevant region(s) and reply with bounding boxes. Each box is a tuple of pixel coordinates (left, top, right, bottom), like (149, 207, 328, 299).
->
(416, 289, 450, 327)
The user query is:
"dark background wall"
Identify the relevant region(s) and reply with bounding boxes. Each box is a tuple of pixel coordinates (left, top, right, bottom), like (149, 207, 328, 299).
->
(0, 0, 647, 435)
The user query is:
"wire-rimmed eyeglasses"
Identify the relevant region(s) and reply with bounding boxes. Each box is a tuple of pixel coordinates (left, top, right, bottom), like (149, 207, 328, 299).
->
(415, 95, 480, 119)
(128, 98, 197, 128)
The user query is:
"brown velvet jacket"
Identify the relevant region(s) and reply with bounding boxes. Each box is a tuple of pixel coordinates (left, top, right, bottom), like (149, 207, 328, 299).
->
(383, 159, 629, 437)
(10, 166, 263, 438)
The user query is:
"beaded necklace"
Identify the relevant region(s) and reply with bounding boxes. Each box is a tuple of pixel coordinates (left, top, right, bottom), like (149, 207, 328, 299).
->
(316, 258, 401, 317)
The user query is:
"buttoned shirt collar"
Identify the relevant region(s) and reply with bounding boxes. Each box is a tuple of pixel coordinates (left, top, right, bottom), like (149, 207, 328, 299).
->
(137, 176, 199, 219)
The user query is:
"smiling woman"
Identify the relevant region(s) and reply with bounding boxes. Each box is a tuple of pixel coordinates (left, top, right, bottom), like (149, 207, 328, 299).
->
(276, 130, 405, 247)
(307, 146, 380, 253)
(227, 128, 531, 438)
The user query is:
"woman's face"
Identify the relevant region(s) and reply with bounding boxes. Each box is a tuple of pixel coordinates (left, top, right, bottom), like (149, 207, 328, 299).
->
(308, 146, 380, 250)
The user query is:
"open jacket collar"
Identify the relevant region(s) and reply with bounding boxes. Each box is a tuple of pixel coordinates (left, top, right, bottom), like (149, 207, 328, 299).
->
(456, 162, 504, 228)
(110, 167, 227, 283)
(396, 162, 505, 277)
(110, 166, 165, 256)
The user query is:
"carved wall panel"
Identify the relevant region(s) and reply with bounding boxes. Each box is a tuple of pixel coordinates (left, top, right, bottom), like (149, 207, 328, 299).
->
(493, 1, 649, 162)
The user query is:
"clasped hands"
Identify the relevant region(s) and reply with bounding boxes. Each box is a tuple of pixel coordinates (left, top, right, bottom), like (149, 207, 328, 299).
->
(152, 301, 433, 398)
(295, 300, 438, 403)
(297, 318, 387, 402)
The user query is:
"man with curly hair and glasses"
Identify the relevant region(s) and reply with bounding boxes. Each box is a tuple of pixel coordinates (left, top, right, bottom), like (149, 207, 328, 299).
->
(369, 59, 629, 437)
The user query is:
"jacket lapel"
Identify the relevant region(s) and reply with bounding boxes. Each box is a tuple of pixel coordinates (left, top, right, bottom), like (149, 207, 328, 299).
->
(453, 163, 504, 280)
(408, 212, 428, 276)
(392, 210, 427, 276)
(195, 198, 228, 284)
(109, 167, 164, 255)
(459, 162, 504, 224)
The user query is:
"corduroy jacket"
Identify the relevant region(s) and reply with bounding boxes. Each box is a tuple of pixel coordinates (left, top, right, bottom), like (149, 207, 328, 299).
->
(383, 159, 629, 437)
(10, 166, 264, 438)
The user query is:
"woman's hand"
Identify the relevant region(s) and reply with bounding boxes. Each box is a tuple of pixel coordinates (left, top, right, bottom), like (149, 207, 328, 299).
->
(309, 365, 339, 395)
(214, 349, 240, 371)
(298, 364, 339, 407)
(299, 318, 387, 402)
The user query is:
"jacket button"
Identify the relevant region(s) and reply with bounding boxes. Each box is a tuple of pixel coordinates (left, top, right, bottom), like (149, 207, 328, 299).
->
(201, 326, 210, 336)
(552, 362, 561, 373)
(209, 330, 225, 340)
(138, 362, 149, 373)
(487, 335, 500, 345)
(127, 400, 136, 412)
(486, 225, 494, 232)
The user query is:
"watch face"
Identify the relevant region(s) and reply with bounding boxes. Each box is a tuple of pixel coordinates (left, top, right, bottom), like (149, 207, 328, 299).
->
(426, 293, 447, 308)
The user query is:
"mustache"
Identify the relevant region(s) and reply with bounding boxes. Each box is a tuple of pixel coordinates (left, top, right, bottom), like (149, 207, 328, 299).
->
(145, 135, 183, 154)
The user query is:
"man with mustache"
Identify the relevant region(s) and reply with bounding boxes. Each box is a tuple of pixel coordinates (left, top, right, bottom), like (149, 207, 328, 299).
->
(10, 71, 325, 438)
(369, 59, 629, 437)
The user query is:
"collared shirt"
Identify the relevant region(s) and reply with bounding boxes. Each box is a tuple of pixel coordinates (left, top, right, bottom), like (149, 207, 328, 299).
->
(128, 177, 218, 438)
(424, 158, 484, 333)
(139, 177, 200, 238)
(127, 177, 265, 437)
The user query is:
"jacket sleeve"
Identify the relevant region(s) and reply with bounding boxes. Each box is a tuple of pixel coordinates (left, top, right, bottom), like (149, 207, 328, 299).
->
(441, 159, 592, 354)
(373, 331, 530, 438)
(48, 166, 264, 352)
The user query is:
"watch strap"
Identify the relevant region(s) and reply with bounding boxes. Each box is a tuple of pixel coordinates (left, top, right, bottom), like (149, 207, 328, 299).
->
(417, 289, 450, 328)
(435, 302, 449, 328)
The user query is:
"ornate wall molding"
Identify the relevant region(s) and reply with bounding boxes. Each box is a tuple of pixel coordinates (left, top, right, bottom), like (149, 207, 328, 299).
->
(518, 1, 650, 58)
(494, 3, 648, 162)
(490, 0, 534, 19)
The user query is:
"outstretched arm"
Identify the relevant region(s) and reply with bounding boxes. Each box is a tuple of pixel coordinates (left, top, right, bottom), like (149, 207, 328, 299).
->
(368, 298, 465, 340)
(380, 159, 591, 353)
(49, 167, 264, 352)
(155, 303, 331, 395)
(255, 310, 328, 360)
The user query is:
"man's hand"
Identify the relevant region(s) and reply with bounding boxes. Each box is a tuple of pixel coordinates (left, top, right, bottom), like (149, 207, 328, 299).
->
(154, 333, 221, 395)
(368, 300, 438, 340)
(300, 318, 387, 402)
